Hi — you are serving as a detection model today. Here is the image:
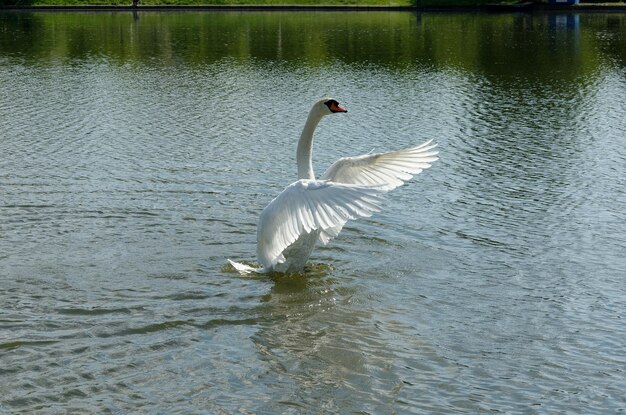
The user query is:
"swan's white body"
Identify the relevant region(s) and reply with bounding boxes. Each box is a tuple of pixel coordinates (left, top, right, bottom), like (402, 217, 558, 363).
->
(228, 98, 438, 274)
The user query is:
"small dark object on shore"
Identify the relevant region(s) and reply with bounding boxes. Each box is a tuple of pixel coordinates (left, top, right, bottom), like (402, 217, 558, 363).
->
(486, 1, 533, 11)
(131, 0, 139, 7)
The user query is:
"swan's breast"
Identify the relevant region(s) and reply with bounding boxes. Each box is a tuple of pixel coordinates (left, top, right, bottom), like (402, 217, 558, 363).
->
(271, 230, 320, 273)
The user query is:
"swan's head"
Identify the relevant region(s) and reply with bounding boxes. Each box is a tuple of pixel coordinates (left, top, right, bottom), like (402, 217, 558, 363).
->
(315, 98, 347, 116)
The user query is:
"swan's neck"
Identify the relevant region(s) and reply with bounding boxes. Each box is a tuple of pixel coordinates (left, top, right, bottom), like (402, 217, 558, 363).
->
(296, 109, 323, 180)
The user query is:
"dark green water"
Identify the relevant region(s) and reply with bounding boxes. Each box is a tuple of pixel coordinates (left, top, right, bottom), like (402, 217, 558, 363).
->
(1, 11, 625, 414)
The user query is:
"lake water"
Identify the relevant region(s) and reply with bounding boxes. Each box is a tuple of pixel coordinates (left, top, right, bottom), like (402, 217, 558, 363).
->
(1, 10, 625, 414)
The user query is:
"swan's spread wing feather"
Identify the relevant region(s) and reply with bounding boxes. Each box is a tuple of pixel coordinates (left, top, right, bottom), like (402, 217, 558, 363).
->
(321, 139, 438, 190)
(257, 180, 385, 268)
(319, 225, 343, 244)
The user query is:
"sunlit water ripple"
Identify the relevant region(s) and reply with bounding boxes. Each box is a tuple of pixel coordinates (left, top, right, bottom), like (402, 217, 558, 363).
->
(1, 11, 625, 414)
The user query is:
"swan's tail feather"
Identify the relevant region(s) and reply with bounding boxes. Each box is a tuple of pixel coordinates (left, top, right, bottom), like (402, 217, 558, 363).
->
(227, 259, 264, 275)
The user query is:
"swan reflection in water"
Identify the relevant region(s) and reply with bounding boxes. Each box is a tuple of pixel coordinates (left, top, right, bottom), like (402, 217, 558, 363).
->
(244, 266, 438, 413)
(229, 98, 438, 274)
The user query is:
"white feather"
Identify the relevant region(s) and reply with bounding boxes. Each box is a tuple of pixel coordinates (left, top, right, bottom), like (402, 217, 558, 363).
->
(321, 139, 439, 190)
(256, 180, 385, 269)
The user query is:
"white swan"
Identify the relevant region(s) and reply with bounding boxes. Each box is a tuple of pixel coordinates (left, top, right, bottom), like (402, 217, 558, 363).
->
(228, 98, 438, 274)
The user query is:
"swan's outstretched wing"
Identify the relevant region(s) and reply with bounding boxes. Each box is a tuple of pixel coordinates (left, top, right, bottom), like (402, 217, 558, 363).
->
(257, 180, 386, 269)
(321, 139, 438, 191)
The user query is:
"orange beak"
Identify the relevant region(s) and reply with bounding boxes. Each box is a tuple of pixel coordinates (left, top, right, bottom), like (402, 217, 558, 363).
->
(330, 102, 347, 113)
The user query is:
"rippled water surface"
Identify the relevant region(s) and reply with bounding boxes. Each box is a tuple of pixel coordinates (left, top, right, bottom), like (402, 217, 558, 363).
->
(1, 10, 626, 414)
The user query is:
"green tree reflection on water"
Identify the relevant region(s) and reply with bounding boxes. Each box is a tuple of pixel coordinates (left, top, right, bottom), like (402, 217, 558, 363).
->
(1, 11, 625, 78)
